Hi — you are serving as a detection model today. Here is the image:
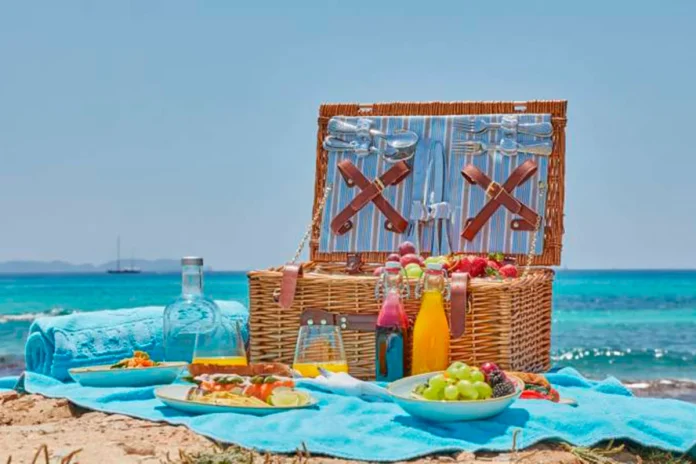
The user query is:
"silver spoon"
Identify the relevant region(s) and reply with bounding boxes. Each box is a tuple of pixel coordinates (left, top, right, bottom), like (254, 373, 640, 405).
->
(323, 135, 416, 163)
(328, 119, 419, 153)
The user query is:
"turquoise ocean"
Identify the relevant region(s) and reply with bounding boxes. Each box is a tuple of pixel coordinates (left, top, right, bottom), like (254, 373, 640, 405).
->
(1, 270, 695, 381)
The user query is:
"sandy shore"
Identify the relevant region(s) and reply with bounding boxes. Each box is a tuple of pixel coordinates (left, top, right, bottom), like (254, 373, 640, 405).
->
(0, 392, 665, 464)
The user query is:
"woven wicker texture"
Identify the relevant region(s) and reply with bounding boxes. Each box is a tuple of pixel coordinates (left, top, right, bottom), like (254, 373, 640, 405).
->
(249, 266, 553, 380)
(249, 101, 565, 379)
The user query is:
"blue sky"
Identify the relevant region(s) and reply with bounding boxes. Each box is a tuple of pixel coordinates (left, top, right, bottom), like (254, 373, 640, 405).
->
(1, 1, 694, 270)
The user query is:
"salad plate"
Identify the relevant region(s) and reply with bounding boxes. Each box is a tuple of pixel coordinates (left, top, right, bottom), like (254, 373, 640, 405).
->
(69, 362, 187, 387)
(387, 371, 523, 422)
(69, 351, 186, 388)
(155, 373, 317, 416)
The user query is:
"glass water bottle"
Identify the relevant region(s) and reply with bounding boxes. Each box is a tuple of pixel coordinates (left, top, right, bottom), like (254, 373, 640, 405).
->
(411, 262, 451, 375)
(163, 257, 221, 363)
(375, 261, 409, 382)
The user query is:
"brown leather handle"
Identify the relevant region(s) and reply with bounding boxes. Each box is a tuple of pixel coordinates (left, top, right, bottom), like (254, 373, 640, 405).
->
(449, 272, 469, 338)
(279, 264, 303, 309)
(300, 308, 377, 332)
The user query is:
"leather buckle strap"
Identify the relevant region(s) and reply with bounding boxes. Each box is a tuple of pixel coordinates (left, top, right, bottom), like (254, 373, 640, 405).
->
(449, 272, 469, 338)
(278, 263, 303, 309)
(330, 160, 411, 236)
(461, 159, 540, 241)
(485, 181, 503, 200)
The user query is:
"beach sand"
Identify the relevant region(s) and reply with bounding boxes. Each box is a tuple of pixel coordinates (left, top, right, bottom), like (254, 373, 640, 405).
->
(1, 392, 691, 464)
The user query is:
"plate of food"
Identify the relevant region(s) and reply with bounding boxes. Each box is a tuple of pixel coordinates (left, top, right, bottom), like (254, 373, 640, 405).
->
(387, 361, 523, 422)
(155, 373, 317, 416)
(69, 351, 186, 388)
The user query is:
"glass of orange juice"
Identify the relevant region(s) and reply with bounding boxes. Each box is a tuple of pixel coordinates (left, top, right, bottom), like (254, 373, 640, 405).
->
(192, 319, 248, 368)
(292, 323, 348, 377)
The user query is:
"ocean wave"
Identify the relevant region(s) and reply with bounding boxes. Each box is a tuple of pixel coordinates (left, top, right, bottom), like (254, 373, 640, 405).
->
(0, 307, 76, 324)
(552, 347, 696, 380)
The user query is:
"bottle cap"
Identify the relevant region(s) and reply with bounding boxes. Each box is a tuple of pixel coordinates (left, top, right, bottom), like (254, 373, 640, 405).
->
(182, 257, 204, 266)
(426, 262, 443, 271)
(385, 261, 402, 270)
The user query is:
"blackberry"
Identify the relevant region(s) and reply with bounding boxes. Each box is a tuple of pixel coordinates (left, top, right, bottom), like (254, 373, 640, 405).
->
(487, 371, 506, 387)
(492, 381, 516, 398)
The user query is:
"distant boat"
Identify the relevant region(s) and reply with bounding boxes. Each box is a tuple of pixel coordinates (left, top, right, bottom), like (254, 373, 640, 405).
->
(107, 236, 141, 274)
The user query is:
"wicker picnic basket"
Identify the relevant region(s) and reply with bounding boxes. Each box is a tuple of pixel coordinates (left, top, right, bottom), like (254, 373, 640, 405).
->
(248, 100, 566, 380)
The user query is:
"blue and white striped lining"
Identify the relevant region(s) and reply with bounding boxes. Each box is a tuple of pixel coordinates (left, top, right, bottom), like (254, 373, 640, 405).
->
(319, 114, 551, 255)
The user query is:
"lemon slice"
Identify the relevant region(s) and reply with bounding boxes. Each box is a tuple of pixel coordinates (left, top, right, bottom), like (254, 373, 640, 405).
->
(270, 390, 301, 407)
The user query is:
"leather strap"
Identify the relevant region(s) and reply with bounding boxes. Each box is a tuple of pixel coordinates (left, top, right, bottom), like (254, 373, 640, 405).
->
(461, 159, 539, 241)
(449, 272, 469, 338)
(300, 308, 377, 332)
(279, 264, 303, 309)
(330, 160, 411, 235)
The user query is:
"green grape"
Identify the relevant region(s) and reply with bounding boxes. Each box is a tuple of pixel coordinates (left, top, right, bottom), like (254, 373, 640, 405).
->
(428, 374, 447, 390)
(414, 384, 427, 395)
(470, 369, 485, 383)
(473, 381, 493, 400)
(445, 365, 459, 378)
(437, 389, 446, 401)
(449, 361, 464, 370)
(456, 380, 479, 400)
(454, 365, 472, 381)
(444, 385, 459, 401)
(422, 386, 439, 400)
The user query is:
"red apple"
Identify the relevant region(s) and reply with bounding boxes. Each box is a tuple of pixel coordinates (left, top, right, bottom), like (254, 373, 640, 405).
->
(398, 241, 416, 256)
(386, 253, 401, 263)
(400, 253, 421, 268)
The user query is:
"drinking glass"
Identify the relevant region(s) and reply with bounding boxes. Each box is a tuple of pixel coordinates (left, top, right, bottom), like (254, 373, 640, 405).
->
(190, 319, 247, 374)
(292, 324, 348, 378)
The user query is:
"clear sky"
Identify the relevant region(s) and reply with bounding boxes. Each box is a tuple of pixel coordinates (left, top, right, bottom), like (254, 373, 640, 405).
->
(1, 1, 694, 270)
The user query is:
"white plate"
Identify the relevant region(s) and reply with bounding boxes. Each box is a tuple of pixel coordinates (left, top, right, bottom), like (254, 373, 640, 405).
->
(69, 362, 187, 388)
(387, 372, 523, 422)
(155, 385, 318, 416)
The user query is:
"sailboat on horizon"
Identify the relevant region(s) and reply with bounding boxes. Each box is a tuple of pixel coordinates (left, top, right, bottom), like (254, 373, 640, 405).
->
(107, 236, 141, 274)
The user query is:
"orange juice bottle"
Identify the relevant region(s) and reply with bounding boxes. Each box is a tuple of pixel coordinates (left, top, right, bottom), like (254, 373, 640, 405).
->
(411, 263, 450, 375)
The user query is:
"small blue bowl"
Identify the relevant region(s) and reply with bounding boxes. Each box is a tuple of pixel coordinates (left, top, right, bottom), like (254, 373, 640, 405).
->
(387, 372, 523, 422)
(69, 362, 187, 388)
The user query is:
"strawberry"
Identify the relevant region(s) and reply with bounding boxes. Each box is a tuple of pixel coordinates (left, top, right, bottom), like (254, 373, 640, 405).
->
(499, 264, 518, 278)
(487, 259, 501, 270)
(470, 257, 487, 277)
(488, 252, 505, 265)
(456, 257, 472, 273)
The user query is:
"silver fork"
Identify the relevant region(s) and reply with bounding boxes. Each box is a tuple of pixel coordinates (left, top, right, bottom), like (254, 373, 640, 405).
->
(454, 119, 553, 137)
(452, 140, 553, 156)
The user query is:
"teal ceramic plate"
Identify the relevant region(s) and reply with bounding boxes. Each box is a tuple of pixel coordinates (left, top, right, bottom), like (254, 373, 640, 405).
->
(387, 372, 523, 422)
(69, 362, 187, 388)
(155, 385, 318, 416)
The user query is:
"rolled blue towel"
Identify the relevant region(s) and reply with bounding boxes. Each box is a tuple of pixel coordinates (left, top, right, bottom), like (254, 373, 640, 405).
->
(25, 300, 249, 382)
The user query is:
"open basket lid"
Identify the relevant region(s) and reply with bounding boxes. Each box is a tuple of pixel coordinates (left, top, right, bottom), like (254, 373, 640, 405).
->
(309, 101, 567, 267)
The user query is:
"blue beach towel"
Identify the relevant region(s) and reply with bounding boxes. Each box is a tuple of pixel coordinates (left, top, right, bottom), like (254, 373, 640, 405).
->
(13, 368, 696, 460)
(24, 301, 249, 381)
(0, 376, 19, 392)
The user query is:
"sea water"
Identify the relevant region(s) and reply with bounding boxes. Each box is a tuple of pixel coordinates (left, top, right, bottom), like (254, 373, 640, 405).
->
(1, 270, 695, 380)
